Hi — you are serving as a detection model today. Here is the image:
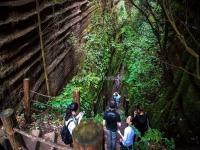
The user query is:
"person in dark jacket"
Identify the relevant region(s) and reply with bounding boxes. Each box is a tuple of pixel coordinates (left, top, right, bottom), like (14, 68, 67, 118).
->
(133, 105, 150, 136)
(103, 101, 121, 150)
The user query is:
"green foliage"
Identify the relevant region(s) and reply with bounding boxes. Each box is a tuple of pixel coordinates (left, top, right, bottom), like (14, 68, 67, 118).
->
(33, 101, 47, 111)
(48, 84, 75, 109)
(48, 0, 163, 118)
(43, 1, 174, 148)
(93, 113, 103, 124)
(134, 129, 175, 150)
(122, 10, 163, 107)
(49, 7, 114, 116)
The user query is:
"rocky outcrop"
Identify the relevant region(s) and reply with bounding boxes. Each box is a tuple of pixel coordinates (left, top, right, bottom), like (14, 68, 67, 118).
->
(0, 0, 93, 110)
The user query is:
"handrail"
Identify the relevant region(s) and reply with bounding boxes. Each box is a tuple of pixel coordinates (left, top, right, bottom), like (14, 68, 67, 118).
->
(14, 128, 67, 150)
(30, 90, 54, 99)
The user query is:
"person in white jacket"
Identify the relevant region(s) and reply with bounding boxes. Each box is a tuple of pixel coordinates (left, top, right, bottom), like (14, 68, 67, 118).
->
(118, 116, 135, 150)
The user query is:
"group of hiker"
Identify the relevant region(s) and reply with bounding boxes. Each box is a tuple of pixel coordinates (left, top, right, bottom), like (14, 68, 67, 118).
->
(60, 70, 149, 150)
(103, 94, 150, 150)
(61, 92, 150, 150)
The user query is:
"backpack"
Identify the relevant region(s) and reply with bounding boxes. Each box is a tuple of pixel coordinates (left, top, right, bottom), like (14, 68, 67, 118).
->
(60, 119, 73, 144)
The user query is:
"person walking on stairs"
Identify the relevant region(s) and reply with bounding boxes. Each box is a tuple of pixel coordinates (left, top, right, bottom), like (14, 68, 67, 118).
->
(62, 102, 84, 147)
(118, 116, 135, 150)
(103, 101, 121, 150)
(113, 92, 121, 109)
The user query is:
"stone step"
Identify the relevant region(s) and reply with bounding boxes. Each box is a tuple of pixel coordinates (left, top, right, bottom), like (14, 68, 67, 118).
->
(37, 131, 72, 150)
(23, 129, 40, 150)
(39, 132, 56, 150)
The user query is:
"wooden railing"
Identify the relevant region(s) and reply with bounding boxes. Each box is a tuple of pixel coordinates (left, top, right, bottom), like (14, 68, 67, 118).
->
(0, 78, 103, 150)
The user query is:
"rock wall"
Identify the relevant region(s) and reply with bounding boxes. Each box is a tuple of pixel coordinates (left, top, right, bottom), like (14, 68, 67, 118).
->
(0, 0, 93, 110)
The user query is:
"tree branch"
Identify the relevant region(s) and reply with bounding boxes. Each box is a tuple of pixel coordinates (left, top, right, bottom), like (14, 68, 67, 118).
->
(162, 0, 199, 78)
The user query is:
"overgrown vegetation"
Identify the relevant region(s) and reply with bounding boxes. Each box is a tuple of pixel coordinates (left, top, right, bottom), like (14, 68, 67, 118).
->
(32, 0, 176, 148)
(48, 0, 163, 119)
(48, 3, 114, 116)
(134, 129, 175, 150)
(122, 22, 162, 108)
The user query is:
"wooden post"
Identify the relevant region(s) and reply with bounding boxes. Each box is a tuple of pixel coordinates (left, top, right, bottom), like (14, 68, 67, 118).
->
(23, 78, 31, 123)
(73, 89, 80, 113)
(72, 119, 103, 150)
(0, 108, 25, 150)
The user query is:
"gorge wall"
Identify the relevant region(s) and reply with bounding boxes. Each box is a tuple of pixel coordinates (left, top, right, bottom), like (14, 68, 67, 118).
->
(0, 0, 93, 110)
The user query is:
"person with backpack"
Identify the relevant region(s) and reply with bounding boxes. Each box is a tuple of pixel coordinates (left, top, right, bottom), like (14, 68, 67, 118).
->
(118, 116, 135, 150)
(103, 101, 121, 150)
(133, 105, 150, 136)
(113, 92, 121, 108)
(60, 102, 84, 147)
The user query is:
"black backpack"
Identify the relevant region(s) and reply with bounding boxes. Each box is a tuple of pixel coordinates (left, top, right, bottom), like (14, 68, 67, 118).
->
(60, 119, 73, 144)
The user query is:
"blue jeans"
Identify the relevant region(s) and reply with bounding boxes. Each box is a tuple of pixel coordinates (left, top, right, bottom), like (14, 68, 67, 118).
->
(105, 129, 117, 150)
(116, 101, 120, 108)
(120, 142, 133, 150)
